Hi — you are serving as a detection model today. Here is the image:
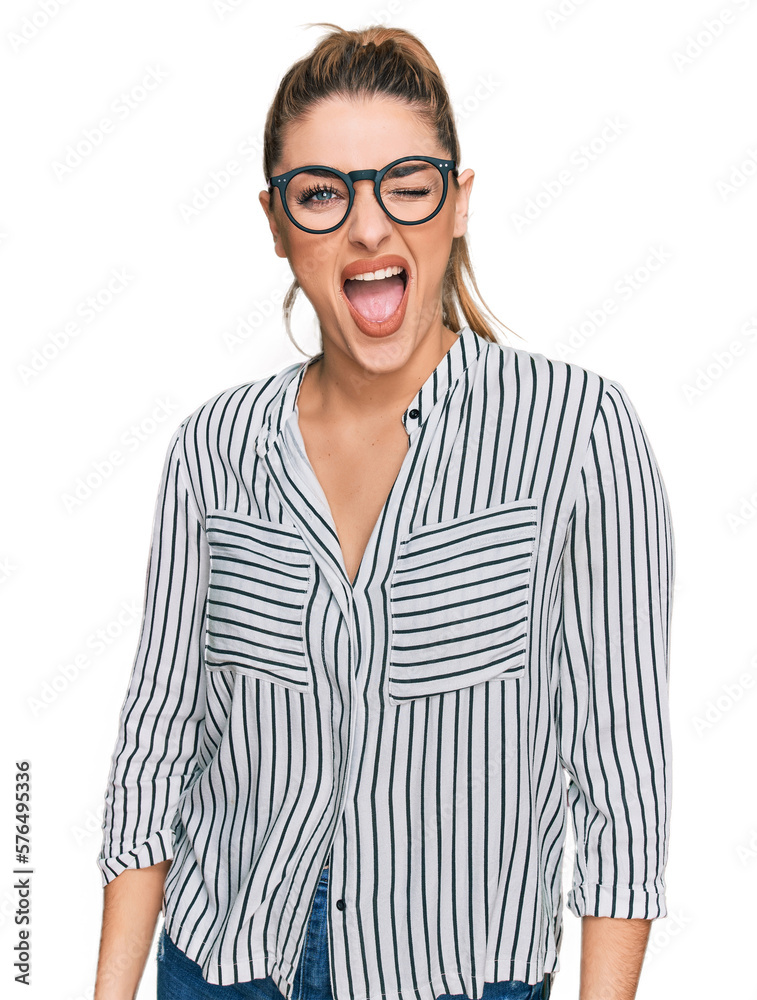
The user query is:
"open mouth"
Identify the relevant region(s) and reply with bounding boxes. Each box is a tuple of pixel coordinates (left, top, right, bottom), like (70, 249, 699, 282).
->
(342, 265, 408, 324)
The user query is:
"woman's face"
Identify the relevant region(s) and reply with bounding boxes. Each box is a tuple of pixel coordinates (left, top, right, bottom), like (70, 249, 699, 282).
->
(259, 94, 474, 373)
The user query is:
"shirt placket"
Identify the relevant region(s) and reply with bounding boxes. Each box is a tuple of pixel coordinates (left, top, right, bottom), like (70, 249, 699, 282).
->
(251, 334, 472, 999)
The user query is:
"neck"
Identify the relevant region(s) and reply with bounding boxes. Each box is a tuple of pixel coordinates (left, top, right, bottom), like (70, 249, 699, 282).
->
(302, 324, 458, 426)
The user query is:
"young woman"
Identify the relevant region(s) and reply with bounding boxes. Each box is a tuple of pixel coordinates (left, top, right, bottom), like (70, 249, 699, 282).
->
(94, 24, 674, 1000)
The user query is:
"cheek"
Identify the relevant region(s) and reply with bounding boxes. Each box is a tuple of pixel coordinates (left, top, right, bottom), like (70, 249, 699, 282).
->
(288, 236, 338, 293)
(414, 225, 454, 289)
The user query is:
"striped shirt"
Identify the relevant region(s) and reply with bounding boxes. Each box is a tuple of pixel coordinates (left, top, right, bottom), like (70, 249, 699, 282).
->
(97, 323, 674, 998)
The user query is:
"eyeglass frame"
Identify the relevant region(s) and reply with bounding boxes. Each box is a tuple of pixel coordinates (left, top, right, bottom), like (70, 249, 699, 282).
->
(266, 155, 458, 234)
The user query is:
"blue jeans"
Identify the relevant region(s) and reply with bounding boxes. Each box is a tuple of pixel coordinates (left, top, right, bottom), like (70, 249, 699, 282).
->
(157, 866, 551, 999)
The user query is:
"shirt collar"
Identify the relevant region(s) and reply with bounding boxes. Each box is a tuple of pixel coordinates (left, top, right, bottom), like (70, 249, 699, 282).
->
(255, 324, 484, 458)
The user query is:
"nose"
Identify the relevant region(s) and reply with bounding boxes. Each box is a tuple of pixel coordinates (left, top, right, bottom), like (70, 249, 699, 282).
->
(346, 179, 393, 249)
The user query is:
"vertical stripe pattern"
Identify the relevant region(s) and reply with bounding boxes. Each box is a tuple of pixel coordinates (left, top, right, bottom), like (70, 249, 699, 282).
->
(97, 325, 675, 1000)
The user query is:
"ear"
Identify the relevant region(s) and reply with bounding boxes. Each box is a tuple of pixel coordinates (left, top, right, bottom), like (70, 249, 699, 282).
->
(452, 168, 474, 239)
(259, 189, 288, 260)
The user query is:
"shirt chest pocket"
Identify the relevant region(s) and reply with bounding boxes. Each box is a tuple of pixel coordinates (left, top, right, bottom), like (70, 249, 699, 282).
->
(204, 510, 314, 692)
(387, 499, 540, 705)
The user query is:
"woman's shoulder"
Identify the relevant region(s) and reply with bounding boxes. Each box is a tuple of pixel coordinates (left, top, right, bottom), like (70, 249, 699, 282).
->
(481, 332, 622, 401)
(478, 333, 656, 450)
(162, 358, 305, 479)
(179, 358, 303, 435)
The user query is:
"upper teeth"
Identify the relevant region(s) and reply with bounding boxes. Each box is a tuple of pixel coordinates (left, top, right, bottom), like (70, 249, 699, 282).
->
(349, 266, 405, 281)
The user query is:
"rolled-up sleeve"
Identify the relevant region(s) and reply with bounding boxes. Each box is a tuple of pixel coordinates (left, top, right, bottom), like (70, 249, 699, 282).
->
(557, 379, 675, 920)
(96, 421, 209, 887)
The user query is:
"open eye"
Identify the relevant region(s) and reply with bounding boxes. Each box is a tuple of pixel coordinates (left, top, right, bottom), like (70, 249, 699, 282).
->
(296, 184, 343, 206)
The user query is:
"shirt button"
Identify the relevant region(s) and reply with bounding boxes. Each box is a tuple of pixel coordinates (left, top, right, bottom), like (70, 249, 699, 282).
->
(408, 408, 420, 419)
(336, 899, 346, 910)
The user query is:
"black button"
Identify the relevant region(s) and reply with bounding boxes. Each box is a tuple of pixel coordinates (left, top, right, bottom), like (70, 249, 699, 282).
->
(336, 898, 345, 910)
(408, 408, 420, 419)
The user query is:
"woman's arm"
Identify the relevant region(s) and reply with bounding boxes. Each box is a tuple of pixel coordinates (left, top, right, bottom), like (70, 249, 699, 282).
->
(95, 419, 209, 990)
(94, 860, 171, 1000)
(580, 916, 652, 1000)
(556, 379, 675, 965)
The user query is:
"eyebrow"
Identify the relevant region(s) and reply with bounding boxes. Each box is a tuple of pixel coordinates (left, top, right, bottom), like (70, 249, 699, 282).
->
(383, 163, 430, 179)
(294, 163, 432, 179)
(297, 168, 343, 179)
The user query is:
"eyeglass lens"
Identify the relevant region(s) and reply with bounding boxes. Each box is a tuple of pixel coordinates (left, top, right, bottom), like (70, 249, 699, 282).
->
(284, 160, 446, 230)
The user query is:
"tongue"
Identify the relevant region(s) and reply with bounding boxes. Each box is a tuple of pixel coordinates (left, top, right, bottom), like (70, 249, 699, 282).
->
(344, 274, 404, 323)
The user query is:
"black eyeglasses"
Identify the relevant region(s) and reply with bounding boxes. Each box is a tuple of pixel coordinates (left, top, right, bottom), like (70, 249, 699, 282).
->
(267, 155, 458, 234)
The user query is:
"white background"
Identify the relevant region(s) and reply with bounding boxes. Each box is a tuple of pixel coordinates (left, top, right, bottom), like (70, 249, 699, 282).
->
(2, 0, 756, 997)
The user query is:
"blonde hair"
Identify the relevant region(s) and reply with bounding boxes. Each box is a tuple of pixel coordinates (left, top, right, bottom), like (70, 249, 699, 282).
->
(263, 22, 521, 353)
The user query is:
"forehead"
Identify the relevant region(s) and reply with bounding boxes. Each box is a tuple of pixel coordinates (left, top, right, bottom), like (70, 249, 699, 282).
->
(278, 94, 443, 172)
